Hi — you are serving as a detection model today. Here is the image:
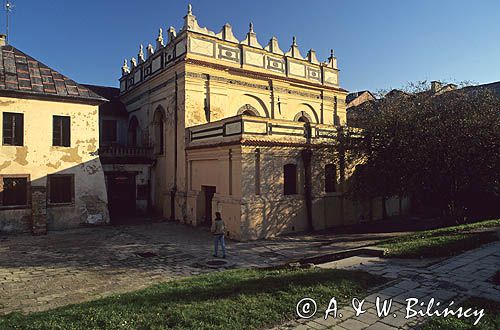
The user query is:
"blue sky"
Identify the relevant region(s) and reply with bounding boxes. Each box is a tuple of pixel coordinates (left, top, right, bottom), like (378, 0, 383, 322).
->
(4, 0, 500, 92)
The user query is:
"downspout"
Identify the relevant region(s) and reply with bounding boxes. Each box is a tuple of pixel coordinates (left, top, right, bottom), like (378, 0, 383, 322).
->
(302, 123, 313, 231)
(170, 72, 179, 221)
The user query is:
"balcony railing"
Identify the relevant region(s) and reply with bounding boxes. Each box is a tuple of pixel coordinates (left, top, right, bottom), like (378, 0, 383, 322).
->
(98, 145, 154, 164)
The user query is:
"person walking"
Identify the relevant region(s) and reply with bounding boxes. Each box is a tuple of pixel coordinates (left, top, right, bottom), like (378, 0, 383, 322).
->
(212, 212, 226, 258)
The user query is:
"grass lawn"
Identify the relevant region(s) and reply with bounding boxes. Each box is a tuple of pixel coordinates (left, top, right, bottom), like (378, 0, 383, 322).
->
(422, 297, 500, 330)
(0, 267, 385, 330)
(378, 218, 500, 258)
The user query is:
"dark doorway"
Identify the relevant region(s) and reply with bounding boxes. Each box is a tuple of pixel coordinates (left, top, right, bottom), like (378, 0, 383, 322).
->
(106, 172, 136, 224)
(201, 185, 216, 226)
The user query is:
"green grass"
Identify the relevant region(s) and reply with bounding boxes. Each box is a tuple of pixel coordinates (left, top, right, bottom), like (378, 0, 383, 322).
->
(422, 298, 500, 330)
(378, 219, 500, 258)
(0, 267, 385, 330)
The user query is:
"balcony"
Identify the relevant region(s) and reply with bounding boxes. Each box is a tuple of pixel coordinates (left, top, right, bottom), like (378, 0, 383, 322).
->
(187, 115, 341, 149)
(98, 145, 154, 164)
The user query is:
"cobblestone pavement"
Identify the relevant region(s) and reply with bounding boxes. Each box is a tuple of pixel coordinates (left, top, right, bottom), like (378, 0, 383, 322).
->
(0, 221, 405, 315)
(277, 240, 500, 329)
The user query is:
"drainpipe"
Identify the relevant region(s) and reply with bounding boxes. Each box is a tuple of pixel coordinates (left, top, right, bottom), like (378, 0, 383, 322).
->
(170, 72, 179, 221)
(302, 123, 313, 231)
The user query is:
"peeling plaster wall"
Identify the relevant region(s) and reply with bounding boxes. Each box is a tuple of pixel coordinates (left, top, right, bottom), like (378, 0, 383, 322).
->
(0, 96, 109, 233)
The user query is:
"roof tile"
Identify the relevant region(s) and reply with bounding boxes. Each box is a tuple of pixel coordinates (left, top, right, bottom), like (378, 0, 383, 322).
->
(0, 45, 106, 102)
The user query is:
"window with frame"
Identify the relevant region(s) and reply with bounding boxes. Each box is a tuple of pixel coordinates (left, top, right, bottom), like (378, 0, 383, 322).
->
(2, 112, 24, 146)
(102, 120, 117, 143)
(283, 164, 297, 195)
(53, 116, 71, 147)
(48, 174, 74, 205)
(0, 175, 29, 207)
(325, 164, 337, 193)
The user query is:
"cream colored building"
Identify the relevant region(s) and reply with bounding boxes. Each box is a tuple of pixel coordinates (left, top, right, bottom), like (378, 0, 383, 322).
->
(0, 36, 109, 234)
(115, 5, 379, 240)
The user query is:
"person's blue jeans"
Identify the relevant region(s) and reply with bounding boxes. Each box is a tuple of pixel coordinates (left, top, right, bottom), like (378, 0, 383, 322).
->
(214, 234, 226, 257)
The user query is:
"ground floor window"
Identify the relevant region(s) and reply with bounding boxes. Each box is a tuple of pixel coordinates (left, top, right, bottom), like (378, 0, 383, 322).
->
(0, 175, 29, 207)
(325, 164, 337, 192)
(48, 174, 74, 205)
(284, 164, 297, 195)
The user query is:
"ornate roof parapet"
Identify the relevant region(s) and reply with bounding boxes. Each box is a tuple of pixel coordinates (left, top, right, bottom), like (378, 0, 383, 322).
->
(264, 37, 284, 55)
(216, 23, 239, 43)
(156, 28, 164, 49)
(119, 4, 342, 94)
(138, 45, 145, 63)
(285, 36, 304, 60)
(121, 59, 130, 76)
(147, 44, 155, 58)
(182, 4, 215, 36)
(167, 26, 177, 43)
(240, 22, 262, 48)
(324, 49, 338, 69)
(306, 49, 319, 64)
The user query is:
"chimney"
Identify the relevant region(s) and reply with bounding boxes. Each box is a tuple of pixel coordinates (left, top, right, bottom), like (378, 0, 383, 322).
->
(0, 34, 6, 46)
(430, 81, 442, 93)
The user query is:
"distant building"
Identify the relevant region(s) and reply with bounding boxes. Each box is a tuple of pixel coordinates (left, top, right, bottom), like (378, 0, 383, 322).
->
(0, 35, 109, 234)
(346, 90, 375, 108)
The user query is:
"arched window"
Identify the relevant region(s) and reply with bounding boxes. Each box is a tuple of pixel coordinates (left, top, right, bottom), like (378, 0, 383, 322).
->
(325, 164, 337, 193)
(283, 164, 297, 195)
(153, 108, 165, 155)
(237, 104, 260, 117)
(128, 116, 139, 146)
(294, 111, 313, 123)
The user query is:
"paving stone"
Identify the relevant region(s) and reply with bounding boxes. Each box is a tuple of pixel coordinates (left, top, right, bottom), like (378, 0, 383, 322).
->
(364, 321, 398, 330)
(337, 318, 368, 329)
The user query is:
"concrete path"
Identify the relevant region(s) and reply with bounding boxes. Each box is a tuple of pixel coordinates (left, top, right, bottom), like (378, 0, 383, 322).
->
(276, 241, 500, 329)
(0, 221, 406, 315)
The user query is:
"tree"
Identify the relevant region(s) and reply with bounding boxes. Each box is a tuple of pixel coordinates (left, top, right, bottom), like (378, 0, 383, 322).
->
(345, 83, 500, 223)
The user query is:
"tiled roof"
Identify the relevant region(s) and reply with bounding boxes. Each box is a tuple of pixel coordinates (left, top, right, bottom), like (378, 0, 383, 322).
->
(83, 84, 128, 117)
(463, 81, 500, 97)
(0, 45, 106, 103)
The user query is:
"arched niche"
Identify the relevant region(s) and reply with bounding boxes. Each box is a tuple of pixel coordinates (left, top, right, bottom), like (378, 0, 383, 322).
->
(128, 116, 140, 146)
(237, 104, 260, 116)
(294, 103, 319, 123)
(153, 106, 165, 155)
(234, 94, 269, 118)
(294, 111, 313, 123)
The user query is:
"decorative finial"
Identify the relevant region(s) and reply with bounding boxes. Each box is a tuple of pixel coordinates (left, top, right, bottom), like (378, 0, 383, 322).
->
(249, 22, 254, 33)
(168, 26, 177, 43)
(138, 44, 145, 63)
(188, 3, 193, 15)
(285, 36, 303, 59)
(147, 44, 155, 57)
(326, 49, 337, 69)
(121, 59, 130, 75)
(157, 28, 164, 47)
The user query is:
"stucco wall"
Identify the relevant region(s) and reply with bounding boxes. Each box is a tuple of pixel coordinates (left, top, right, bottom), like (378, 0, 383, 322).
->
(0, 96, 109, 233)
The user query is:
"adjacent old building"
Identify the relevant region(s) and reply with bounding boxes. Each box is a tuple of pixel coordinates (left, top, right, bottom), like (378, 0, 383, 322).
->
(0, 35, 109, 234)
(114, 5, 378, 240)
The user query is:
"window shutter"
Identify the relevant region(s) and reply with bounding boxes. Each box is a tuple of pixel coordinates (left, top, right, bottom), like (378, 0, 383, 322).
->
(2, 113, 13, 145)
(53, 116, 61, 146)
(15, 114, 24, 146)
(62, 116, 70, 147)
